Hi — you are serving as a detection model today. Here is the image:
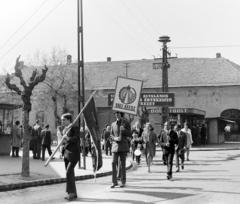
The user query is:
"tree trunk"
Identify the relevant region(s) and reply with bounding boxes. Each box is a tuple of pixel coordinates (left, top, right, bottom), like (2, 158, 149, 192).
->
(52, 94, 60, 128)
(21, 109, 31, 177)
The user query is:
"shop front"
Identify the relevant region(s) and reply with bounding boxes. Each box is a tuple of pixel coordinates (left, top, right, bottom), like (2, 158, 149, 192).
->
(0, 104, 21, 155)
(148, 107, 206, 145)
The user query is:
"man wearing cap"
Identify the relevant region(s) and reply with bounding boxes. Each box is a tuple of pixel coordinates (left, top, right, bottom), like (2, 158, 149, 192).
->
(110, 111, 131, 188)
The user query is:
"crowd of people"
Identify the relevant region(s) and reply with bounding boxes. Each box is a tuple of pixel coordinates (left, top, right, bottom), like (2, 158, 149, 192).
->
(101, 111, 204, 187)
(9, 111, 206, 202)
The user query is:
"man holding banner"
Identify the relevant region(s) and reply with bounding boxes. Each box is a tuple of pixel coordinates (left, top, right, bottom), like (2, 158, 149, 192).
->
(110, 111, 131, 188)
(110, 77, 143, 188)
(61, 113, 80, 201)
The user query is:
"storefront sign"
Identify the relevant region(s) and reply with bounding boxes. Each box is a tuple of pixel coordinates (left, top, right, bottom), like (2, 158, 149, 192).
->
(140, 93, 174, 107)
(146, 107, 206, 115)
(112, 77, 143, 115)
(109, 92, 175, 107)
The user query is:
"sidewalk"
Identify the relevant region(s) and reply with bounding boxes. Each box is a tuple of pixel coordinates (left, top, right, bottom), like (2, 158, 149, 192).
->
(0, 142, 239, 192)
(191, 141, 240, 151)
(0, 150, 131, 192)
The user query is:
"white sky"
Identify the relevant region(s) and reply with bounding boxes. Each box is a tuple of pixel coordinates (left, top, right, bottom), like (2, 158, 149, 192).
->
(1, 0, 240, 74)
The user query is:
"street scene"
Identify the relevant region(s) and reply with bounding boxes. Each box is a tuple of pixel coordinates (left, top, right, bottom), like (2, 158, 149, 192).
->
(1, 0, 240, 203)
(1, 146, 240, 204)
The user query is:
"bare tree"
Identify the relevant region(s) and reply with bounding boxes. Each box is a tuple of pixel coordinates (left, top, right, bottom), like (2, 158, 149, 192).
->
(5, 56, 48, 177)
(41, 66, 76, 128)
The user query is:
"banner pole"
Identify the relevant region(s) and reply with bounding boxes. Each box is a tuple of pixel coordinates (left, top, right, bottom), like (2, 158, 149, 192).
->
(44, 90, 97, 167)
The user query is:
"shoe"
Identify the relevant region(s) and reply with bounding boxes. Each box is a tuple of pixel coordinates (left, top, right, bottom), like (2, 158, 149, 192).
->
(110, 183, 118, 188)
(64, 194, 77, 201)
(187, 158, 190, 161)
(181, 165, 184, 170)
(119, 183, 125, 188)
(176, 168, 180, 172)
(167, 175, 172, 180)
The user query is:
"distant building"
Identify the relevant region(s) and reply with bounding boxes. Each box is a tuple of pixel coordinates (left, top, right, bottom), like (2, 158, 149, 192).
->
(1, 55, 240, 144)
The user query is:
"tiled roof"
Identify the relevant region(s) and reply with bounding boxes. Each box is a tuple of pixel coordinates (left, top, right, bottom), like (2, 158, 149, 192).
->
(2, 57, 240, 91)
(80, 57, 240, 89)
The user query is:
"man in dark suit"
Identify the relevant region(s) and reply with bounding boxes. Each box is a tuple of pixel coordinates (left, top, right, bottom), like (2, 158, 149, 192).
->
(110, 111, 131, 188)
(41, 124, 53, 161)
(175, 124, 187, 172)
(160, 122, 178, 180)
(61, 113, 80, 201)
(31, 120, 42, 159)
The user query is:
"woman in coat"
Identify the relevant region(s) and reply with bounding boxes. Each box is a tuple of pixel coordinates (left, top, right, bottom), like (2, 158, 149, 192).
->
(142, 122, 157, 172)
(181, 122, 193, 161)
(11, 121, 21, 157)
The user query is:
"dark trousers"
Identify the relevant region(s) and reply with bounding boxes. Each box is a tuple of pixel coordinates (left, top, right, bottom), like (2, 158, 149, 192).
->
(12, 147, 19, 157)
(42, 144, 52, 161)
(163, 150, 175, 176)
(105, 142, 112, 156)
(136, 155, 141, 164)
(112, 152, 127, 185)
(176, 149, 185, 169)
(33, 140, 41, 159)
(64, 159, 77, 195)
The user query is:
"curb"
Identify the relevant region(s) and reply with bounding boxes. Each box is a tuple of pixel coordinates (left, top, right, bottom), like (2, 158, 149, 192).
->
(0, 162, 133, 192)
(156, 147, 240, 152)
(191, 147, 240, 151)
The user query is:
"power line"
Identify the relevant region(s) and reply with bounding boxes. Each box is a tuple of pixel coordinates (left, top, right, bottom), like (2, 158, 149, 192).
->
(0, 0, 49, 51)
(94, 0, 154, 57)
(118, 0, 156, 45)
(171, 45, 240, 49)
(131, 0, 160, 35)
(0, 0, 65, 61)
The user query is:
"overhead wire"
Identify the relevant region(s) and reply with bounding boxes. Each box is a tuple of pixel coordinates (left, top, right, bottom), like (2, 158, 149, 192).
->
(118, 0, 157, 46)
(94, 0, 154, 57)
(130, 0, 161, 35)
(0, 0, 49, 51)
(171, 45, 240, 49)
(0, 0, 65, 60)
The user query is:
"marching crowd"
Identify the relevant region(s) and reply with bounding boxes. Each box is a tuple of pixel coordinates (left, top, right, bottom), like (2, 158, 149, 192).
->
(102, 111, 196, 188)
(9, 111, 205, 201)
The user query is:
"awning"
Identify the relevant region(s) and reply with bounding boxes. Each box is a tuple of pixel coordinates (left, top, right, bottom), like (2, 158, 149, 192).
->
(0, 103, 22, 110)
(146, 107, 206, 115)
(219, 118, 236, 123)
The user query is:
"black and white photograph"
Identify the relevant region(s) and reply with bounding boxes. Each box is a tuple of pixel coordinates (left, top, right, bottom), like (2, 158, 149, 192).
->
(0, 0, 240, 203)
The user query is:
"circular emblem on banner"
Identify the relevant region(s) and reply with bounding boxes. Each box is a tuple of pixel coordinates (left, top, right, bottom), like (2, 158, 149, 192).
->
(119, 85, 137, 104)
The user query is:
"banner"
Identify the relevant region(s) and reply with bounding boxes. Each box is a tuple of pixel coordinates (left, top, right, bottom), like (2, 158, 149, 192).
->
(82, 97, 102, 172)
(113, 77, 143, 115)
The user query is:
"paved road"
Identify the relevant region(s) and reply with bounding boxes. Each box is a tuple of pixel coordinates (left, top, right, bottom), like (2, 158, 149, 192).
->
(1, 149, 240, 204)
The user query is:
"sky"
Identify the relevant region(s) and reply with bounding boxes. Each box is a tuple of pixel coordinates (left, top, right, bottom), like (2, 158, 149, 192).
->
(1, 0, 240, 74)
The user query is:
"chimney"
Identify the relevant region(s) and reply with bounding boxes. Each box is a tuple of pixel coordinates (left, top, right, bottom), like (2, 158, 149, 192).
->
(67, 55, 72, 65)
(107, 57, 111, 62)
(216, 53, 221, 58)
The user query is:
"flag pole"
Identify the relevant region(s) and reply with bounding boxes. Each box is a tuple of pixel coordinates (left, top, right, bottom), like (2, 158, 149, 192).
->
(45, 90, 97, 167)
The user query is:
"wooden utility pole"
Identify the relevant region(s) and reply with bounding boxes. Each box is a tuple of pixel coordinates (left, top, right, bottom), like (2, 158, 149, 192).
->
(77, 0, 86, 169)
(159, 36, 171, 123)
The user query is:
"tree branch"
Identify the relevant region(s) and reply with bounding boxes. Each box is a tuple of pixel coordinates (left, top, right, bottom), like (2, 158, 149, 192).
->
(29, 65, 48, 89)
(14, 55, 27, 88)
(5, 74, 22, 95)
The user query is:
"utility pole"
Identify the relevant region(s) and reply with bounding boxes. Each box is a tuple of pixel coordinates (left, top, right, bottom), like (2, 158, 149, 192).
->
(124, 63, 129, 78)
(159, 36, 171, 123)
(77, 0, 86, 169)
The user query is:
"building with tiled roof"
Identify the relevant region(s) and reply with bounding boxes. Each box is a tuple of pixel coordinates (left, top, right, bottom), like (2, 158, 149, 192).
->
(1, 54, 240, 145)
